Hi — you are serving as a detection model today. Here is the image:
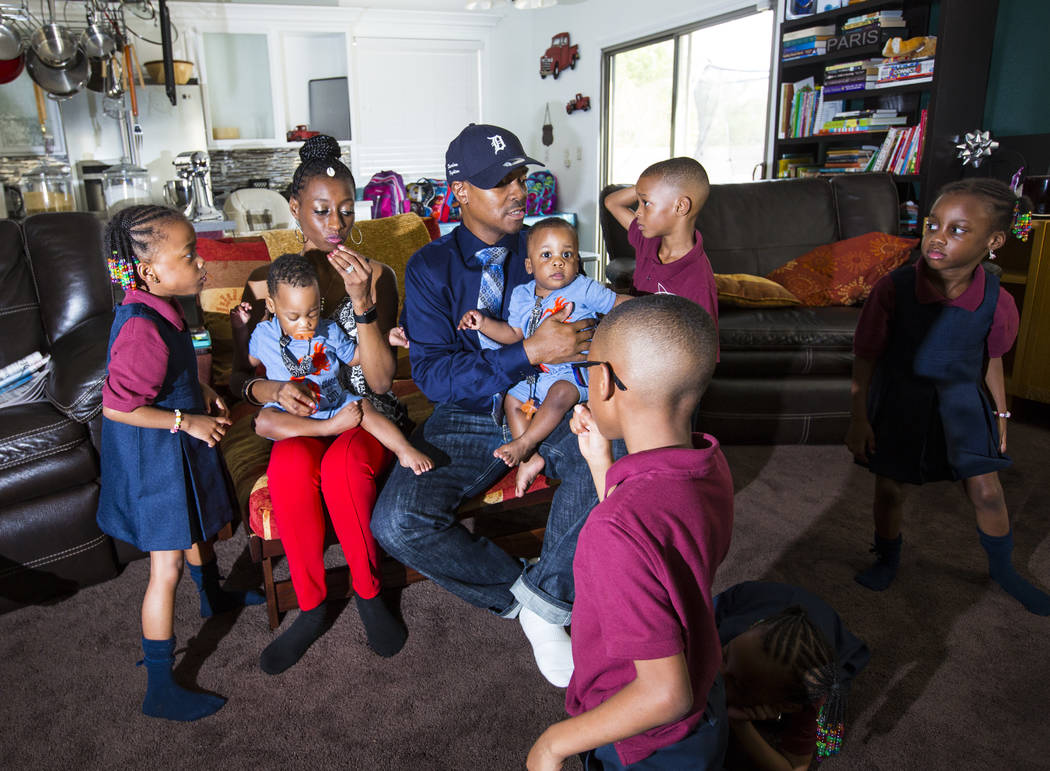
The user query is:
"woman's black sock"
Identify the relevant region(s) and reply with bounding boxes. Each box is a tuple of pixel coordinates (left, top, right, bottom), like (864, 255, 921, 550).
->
(259, 604, 328, 675)
(355, 594, 408, 657)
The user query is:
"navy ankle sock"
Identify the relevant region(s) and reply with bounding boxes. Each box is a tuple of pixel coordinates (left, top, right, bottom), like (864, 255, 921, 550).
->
(978, 528, 1050, 616)
(855, 533, 902, 591)
(188, 560, 265, 618)
(140, 637, 225, 721)
(260, 604, 328, 675)
(355, 594, 408, 658)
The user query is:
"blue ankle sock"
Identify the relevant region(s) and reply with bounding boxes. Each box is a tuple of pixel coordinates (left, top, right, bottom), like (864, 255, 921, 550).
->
(978, 528, 1050, 616)
(188, 560, 265, 618)
(855, 533, 902, 591)
(140, 637, 226, 721)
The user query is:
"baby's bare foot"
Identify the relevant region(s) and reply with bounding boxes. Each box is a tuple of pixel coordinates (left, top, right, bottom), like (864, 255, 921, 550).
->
(398, 446, 434, 475)
(515, 453, 546, 497)
(494, 437, 536, 467)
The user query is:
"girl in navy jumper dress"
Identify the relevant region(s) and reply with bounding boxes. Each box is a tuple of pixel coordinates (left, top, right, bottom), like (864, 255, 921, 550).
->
(846, 179, 1049, 615)
(98, 205, 262, 722)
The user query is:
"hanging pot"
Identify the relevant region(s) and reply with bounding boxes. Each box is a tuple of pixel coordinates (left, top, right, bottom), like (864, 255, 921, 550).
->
(26, 47, 87, 99)
(0, 13, 23, 60)
(80, 15, 116, 59)
(0, 53, 25, 85)
(30, 0, 78, 68)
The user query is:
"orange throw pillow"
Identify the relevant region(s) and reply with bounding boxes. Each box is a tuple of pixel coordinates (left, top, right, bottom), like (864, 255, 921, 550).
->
(766, 232, 918, 306)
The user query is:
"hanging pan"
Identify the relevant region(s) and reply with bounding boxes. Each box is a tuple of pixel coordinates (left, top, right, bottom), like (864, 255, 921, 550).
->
(0, 12, 24, 60)
(26, 47, 87, 99)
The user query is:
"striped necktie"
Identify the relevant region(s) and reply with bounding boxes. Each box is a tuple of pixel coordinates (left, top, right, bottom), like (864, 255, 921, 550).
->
(475, 246, 508, 350)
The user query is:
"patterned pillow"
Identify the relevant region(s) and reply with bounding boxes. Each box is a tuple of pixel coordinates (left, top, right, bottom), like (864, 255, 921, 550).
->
(766, 232, 918, 306)
(715, 274, 801, 307)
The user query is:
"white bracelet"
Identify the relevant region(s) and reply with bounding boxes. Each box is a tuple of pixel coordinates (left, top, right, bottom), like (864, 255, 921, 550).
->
(171, 409, 183, 434)
(994, 410, 1011, 419)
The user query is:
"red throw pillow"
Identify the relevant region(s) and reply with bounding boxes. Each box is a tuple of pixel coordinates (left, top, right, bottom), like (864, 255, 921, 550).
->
(766, 232, 918, 306)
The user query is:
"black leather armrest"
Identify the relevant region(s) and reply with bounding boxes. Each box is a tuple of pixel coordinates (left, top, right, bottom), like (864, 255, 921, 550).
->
(45, 311, 114, 423)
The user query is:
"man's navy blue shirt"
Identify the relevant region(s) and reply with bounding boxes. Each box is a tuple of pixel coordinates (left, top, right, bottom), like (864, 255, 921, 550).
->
(401, 224, 538, 411)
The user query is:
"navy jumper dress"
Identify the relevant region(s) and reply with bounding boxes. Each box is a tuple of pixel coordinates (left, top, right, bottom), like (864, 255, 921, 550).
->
(866, 264, 1010, 484)
(96, 301, 235, 551)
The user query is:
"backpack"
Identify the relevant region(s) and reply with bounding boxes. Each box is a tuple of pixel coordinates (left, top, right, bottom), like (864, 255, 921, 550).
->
(524, 170, 557, 216)
(430, 179, 461, 223)
(363, 171, 411, 219)
(406, 178, 436, 217)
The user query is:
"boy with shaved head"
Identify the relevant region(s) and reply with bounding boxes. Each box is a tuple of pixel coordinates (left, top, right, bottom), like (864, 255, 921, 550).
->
(527, 294, 733, 770)
(604, 157, 719, 353)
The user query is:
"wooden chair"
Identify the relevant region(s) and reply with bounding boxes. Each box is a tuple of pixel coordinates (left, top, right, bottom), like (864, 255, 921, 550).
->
(237, 380, 557, 629)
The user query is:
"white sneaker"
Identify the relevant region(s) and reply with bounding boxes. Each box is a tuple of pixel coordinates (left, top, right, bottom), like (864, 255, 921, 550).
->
(519, 606, 574, 687)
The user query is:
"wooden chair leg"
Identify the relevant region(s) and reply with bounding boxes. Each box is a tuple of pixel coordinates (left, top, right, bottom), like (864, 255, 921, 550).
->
(262, 555, 280, 630)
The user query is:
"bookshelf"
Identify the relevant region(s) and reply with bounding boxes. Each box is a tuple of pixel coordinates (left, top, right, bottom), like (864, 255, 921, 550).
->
(770, 0, 1002, 233)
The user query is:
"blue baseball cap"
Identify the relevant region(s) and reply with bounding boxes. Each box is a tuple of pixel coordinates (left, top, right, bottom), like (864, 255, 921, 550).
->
(445, 123, 542, 189)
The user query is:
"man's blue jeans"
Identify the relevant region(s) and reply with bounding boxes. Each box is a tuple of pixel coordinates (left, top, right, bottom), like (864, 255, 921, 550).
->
(371, 402, 603, 625)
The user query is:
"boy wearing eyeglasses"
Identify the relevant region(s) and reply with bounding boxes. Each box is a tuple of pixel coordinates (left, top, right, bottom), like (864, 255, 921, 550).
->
(527, 294, 733, 771)
(459, 217, 630, 496)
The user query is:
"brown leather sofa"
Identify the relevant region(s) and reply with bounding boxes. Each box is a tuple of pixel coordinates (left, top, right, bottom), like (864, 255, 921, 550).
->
(600, 173, 901, 444)
(0, 213, 121, 612)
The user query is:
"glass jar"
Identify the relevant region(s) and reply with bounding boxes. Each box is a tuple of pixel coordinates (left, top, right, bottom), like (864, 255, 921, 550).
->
(20, 161, 75, 215)
(103, 161, 152, 216)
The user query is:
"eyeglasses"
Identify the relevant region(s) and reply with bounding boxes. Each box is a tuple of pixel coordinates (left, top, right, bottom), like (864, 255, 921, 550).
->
(570, 361, 628, 391)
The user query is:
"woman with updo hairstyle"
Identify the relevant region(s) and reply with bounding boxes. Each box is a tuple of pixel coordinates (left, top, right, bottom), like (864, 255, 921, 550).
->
(230, 135, 409, 673)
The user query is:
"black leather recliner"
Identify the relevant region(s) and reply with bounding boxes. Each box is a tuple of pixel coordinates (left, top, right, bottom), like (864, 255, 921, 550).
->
(0, 213, 121, 612)
(599, 173, 901, 444)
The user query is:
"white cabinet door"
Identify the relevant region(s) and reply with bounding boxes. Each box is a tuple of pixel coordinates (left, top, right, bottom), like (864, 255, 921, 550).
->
(352, 38, 482, 181)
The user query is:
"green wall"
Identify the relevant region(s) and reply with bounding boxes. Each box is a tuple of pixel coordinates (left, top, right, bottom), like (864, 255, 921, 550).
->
(984, 0, 1050, 135)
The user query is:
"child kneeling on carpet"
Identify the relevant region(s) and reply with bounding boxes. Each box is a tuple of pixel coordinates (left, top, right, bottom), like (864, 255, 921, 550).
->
(715, 581, 871, 770)
(847, 178, 1049, 616)
(98, 205, 265, 722)
(458, 217, 630, 495)
(527, 294, 733, 770)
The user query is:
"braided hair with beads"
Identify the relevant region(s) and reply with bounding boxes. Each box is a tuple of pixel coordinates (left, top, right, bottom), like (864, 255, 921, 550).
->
(289, 134, 355, 199)
(104, 205, 188, 291)
(935, 178, 1034, 243)
(754, 605, 844, 758)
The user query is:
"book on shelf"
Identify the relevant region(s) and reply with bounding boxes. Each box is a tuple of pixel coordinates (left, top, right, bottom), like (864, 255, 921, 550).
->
(873, 75, 932, 88)
(877, 57, 934, 80)
(820, 145, 879, 173)
(820, 115, 907, 133)
(783, 25, 837, 43)
(842, 10, 904, 30)
(867, 110, 927, 175)
(783, 44, 828, 61)
(826, 20, 905, 54)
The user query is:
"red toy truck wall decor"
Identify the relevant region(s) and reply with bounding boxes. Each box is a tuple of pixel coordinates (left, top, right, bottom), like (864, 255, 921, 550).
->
(565, 93, 590, 114)
(540, 32, 579, 79)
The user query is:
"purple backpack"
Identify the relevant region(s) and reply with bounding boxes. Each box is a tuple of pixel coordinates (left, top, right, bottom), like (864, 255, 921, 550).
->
(363, 171, 411, 219)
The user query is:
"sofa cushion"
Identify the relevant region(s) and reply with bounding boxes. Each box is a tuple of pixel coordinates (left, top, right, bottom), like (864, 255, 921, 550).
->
(0, 401, 97, 503)
(718, 306, 860, 350)
(715, 274, 800, 308)
(698, 178, 840, 276)
(196, 238, 271, 313)
(767, 232, 917, 306)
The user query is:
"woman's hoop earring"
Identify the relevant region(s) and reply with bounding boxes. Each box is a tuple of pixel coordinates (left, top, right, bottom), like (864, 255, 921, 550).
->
(350, 224, 363, 246)
(294, 222, 306, 245)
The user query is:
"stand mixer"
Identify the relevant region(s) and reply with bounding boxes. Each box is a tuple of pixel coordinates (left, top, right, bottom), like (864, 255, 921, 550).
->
(168, 151, 223, 221)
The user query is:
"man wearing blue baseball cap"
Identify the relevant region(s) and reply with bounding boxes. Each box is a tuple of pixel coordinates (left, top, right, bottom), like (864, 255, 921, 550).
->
(372, 123, 596, 687)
